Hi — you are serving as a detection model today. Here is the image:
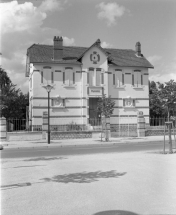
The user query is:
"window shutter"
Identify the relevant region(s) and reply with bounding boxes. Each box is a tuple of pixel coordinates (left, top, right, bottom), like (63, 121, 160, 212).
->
(133, 99, 135, 107)
(69, 70, 73, 85)
(123, 99, 125, 107)
(96, 71, 101, 86)
(63, 99, 65, 107)
(87, 72, 89, 84)
(63, 72, 65, 84)
(51, 72, 54, 83)
(141, 74, 143, 85)
(73, 72, 75, 84)
(122, 74, 124, 85)
(52, 99, 54, 106)
(41, 71, 43, 83)
(113, 74, 115, 85)
(101, 73, 104, 84)
(132, 74, 134, 86)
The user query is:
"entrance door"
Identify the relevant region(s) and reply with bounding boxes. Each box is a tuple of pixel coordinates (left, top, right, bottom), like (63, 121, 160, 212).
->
(89, 98, 101, 125)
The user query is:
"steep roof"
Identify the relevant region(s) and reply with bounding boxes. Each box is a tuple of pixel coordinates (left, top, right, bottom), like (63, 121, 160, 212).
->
(27, 43, 154, 68)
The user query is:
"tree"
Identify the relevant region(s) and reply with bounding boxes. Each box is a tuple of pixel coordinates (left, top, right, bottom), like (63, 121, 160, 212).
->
(149, 81, 163, 118)
(97, 94, 115, 118)
(97, 94, 115, 141)
(149, 80, 176, 119)
(157, 80, 176, 119)
(0, 67, 29, 119)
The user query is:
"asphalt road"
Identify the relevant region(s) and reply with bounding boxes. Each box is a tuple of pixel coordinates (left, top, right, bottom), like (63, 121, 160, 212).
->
(0, 141, 167, 159)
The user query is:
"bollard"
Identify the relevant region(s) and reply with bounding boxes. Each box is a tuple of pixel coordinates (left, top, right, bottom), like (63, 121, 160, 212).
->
(137, 111, 145, 137)
(0, 117, 7, 141)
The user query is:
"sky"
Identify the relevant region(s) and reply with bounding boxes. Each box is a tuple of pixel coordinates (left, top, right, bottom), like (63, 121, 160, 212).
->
(0, 0, 176, 93)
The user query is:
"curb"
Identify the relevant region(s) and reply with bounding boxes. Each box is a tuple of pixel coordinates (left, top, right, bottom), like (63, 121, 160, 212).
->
(1, 140, 165, 150)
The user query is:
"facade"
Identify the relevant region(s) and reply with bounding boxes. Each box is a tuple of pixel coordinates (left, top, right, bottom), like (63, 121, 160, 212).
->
(26, 37, 153, 130)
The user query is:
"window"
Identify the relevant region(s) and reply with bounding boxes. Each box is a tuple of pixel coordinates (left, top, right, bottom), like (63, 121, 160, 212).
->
(42, 66, 52, 84)
(113, 69, 124, 87)
(41, 71, 43, 83)
(88, 68, 103, 86)
(133, 70, 143, 87)
(64, 67, 75, 86)
(123, 98, 135, 108)
(52, 96, 65, 107)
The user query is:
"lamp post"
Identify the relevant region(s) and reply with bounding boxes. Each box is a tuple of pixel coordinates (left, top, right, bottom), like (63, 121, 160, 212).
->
(42, 84, 54, 144)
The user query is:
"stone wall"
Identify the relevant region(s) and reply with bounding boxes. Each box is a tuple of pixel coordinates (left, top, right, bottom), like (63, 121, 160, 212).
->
(146, 128, 176, 136)
(50, 131, 92, 140)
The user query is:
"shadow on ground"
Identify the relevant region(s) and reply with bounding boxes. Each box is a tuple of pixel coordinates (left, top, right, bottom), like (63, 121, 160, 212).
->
(1, 182, 31, 190)
(24, 157, 67, 161)
(93, 210, 139, 215)
(41, 170, 126, 184)
(2, 165, 46, 169)
(31, 141, 62, 144)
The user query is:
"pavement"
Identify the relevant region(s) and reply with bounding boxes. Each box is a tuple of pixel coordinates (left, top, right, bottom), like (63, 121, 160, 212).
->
(1, 142, 176, 215)
(1, 134, 176, 150)
(1, 135, 176, 215)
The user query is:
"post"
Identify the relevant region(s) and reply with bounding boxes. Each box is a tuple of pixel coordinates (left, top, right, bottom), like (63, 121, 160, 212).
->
(105, 117, 110, 141)
(48, 91, 50, 144)
(168, 123, 173, 154)
(42, 84, 54, 144)
(165, 121, 173, 154)
(0, 117, 7, 141)
(137, 111, 145, 137)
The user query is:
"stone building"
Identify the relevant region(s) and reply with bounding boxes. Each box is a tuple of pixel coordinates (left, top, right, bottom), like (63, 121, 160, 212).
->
(26, 36, 153, 130)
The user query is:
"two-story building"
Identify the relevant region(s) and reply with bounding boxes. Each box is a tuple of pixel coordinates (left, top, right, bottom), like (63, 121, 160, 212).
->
(26, 36, 153, 130)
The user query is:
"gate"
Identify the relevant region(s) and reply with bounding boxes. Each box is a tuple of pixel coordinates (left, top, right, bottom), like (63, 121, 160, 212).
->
(111, 116, 137, 137)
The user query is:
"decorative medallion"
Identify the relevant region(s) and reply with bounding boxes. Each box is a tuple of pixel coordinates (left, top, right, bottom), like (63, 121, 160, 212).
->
(55, 95, 63, 107)
(90, 51, 100, 64)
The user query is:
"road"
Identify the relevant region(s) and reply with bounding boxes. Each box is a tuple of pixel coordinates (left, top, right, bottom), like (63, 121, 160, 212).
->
(0, 141, 166, 159)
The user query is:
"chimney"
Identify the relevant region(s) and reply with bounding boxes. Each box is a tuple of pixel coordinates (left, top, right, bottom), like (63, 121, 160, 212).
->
(96, 39, 101, 46)
(135, 42, 141, 57)
(53, 36, 63, 60)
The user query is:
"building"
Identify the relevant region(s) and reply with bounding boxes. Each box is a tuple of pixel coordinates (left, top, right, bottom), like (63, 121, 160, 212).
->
(26, 37, 153, 130)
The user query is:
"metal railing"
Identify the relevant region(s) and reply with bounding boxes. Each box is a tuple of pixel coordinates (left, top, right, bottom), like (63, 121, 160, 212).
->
(6, 119, 31, 132)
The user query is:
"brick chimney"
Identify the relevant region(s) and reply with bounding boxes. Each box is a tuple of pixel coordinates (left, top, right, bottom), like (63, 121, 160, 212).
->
(135, 42, 141, 57)
(53, 36, 63, 60)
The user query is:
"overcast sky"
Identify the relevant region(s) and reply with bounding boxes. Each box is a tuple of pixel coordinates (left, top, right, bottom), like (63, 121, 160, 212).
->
(0, 0, 176, 93)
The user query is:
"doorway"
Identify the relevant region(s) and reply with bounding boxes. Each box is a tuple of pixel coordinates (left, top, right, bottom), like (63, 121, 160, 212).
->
(89, 98, 101, 125)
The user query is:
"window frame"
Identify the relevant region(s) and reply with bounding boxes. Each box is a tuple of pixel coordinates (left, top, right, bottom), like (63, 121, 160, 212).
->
(88, 68, 104, 87)
(133, 70, 143, 88)
(64, 67, 75, 86)
(113, 69, 125, 88)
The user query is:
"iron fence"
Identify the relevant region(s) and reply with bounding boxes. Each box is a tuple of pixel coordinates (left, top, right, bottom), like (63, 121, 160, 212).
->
(149, 117, 176, 127)
(6, 119, 31, 132)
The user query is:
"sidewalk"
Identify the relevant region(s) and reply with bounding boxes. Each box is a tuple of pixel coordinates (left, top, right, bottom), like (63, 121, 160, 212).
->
(1, 135, 176, 149)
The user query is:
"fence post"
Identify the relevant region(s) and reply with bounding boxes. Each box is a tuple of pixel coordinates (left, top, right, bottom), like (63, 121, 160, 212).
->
(42, 111, 48, 139)
(137, 111, 146, 137)
(0, 117, 7, 141)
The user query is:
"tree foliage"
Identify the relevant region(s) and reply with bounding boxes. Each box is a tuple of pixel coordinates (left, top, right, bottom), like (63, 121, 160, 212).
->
(0, 67, 29, 119)
(149, 80, 176, 118)
(97, 94, 115, 118)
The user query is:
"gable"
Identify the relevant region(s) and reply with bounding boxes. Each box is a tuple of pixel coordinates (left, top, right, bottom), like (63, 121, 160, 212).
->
(82, 46, 108, 71)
